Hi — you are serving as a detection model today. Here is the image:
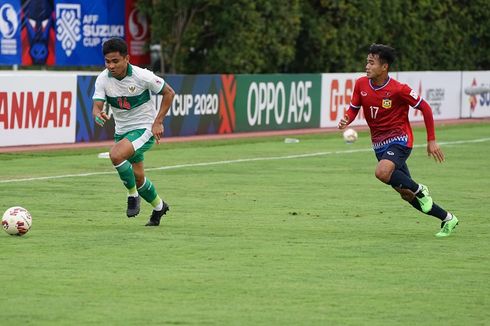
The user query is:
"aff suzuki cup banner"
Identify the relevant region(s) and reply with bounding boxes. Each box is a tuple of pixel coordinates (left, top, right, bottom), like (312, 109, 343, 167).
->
(461, 71, 490, 118)
(0, 0, 150, 66)
(0, 0, 21, 64)
(0, 72, 77, 146)
(54, 0, 124, 65)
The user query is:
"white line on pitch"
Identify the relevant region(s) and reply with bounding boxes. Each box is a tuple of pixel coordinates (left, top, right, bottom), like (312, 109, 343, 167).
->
(1, 137, 489, 184)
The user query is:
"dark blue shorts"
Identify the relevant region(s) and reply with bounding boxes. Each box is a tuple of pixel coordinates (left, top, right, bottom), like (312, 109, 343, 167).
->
(375, 143, 412, 177)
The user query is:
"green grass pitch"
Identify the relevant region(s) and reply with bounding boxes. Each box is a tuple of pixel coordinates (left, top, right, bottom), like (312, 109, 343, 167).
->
(1, 122, 489, 325)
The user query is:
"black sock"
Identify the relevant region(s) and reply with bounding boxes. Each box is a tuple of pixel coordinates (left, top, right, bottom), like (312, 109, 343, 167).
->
(427, 203, 448, 221)
(409, 198, 447, 221)
(389, 170, 419, 192)
(409, 198, 423, 212)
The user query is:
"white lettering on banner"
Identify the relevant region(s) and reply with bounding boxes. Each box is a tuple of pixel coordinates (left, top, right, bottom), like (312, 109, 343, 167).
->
(0, 91, 72, 129)
(82, 23, 124, 48)
(287, 81, 312, 123)
(83, 15, 98, 25)
(170, 94, 219, 117)
(247, 81, 312, 126)
(83, 25, 124, 38)
(247, 82, 286, 126)
(57, 5, 124, 53)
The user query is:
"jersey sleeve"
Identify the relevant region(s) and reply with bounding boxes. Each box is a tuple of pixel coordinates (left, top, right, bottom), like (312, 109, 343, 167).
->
(92, 73, 106, 102)
(144, 70, 166, 94)
(399, 84, 423, 108)
(350, 78, 362, 110)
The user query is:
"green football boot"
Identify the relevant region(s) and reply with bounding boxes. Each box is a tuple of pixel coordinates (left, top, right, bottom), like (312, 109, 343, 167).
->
(435, 215, 459, 238)
(416, 184, 433, 213)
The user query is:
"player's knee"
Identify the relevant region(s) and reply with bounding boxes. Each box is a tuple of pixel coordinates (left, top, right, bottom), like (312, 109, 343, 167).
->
(375, 168, 391, 184)
(109, 149, 124, 165)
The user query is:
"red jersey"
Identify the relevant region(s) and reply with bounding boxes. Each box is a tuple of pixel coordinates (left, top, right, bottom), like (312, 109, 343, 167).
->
(350, 76, 423, 152)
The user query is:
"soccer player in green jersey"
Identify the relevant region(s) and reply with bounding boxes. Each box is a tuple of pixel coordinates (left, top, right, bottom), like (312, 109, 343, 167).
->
(92, 38, 175, 226)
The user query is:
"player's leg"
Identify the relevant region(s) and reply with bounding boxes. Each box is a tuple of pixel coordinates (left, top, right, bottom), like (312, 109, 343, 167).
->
(135, 175, 170, 227)
(375, 144, 432, 213)
(127, 131, 170, 227)
(132, 161, 167, 210)
(393, 164, 459, 237)
(110, 138, 140, 217)
(112, 129, 153, 218)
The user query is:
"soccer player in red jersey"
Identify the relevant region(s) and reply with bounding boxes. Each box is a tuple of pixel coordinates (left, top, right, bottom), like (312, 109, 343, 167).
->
(338, 44, 459, 237)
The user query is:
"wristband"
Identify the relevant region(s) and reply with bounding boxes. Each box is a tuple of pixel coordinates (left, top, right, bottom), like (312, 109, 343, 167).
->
(95, 116, 105, 126)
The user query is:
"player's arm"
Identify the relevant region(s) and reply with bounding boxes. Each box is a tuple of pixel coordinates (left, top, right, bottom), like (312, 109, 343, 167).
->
(152, 83, 175, 144)
(338, 107, 360, 129)
(415, 99, 445, 163)
(402, 84, 444, 163)
(338, 78, 361, 129)
(92, 75, 108, 126)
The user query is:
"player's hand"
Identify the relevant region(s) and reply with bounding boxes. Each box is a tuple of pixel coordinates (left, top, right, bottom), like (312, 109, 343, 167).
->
(94, 111, 109, 127)
(152, 122, 164, 144)
(338, 114, 350, 129)
(427, 140, 445, 163)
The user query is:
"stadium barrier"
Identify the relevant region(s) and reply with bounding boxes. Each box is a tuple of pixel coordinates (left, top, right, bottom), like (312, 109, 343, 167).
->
(0, 70, 489, 147)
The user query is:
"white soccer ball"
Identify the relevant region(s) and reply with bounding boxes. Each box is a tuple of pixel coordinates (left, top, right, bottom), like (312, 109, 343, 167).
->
(2, 206, 32, 236)
(343, 128, 358, 143)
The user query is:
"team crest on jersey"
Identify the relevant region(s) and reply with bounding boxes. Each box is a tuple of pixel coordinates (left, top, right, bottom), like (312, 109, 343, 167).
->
(382, 98, 392, 109)
(128, 86, 136, 93)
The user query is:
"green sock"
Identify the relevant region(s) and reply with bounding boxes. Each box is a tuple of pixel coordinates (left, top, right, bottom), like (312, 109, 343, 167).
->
(137, 178, 160, 207)
(128, 186, 138, 196)
(114, 161, 136, 191)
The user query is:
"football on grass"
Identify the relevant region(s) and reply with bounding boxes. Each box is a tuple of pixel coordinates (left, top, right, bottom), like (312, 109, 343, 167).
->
(2, 206, 32, 236)
(343, 128, 358, 143)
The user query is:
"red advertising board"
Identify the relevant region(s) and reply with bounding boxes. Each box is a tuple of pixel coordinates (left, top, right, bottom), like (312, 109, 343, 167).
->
(125, 0, 150, 66)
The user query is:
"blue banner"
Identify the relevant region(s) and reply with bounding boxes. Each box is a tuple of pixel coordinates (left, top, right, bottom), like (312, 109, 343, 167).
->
(76, 75, 115, 142)
(0, 0, 21, 64)
(161, 75, 224, 137)
(75, 73, 229, 142)
(54, 0, 124, 66)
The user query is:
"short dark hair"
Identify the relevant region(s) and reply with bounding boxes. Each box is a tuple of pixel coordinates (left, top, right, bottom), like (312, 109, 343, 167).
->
(368, 43, 396, 67)
(102, 38, 128, 56)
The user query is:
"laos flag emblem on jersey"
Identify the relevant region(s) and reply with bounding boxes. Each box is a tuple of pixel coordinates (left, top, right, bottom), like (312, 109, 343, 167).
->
(382, 98, 392, 109)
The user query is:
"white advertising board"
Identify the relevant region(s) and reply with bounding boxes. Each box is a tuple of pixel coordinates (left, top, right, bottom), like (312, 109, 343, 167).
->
(321, 71, 464, 128)
(320, 72, 368, 128)
(397, 71, 461, 121)
(461, 71, 490, 118)
(0, 74, 77, 146)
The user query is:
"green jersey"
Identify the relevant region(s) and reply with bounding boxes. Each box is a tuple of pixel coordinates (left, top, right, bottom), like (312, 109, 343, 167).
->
(93, 64, 166, 135)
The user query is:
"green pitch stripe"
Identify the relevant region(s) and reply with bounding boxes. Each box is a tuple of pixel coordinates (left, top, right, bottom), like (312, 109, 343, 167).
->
(1, 137, 489, 184)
